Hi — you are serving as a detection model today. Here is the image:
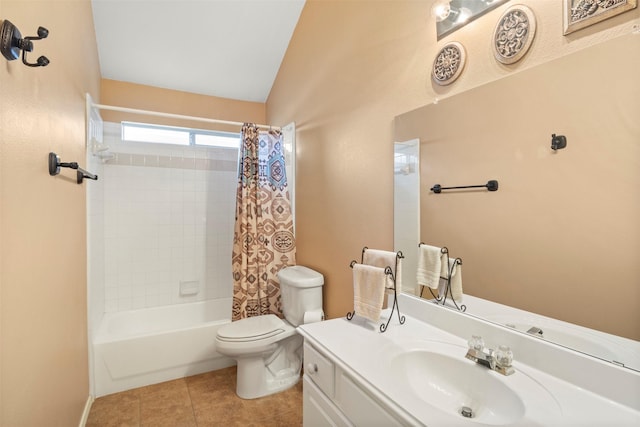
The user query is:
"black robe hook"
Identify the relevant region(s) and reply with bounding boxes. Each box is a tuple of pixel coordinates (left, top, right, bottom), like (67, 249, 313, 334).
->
(0, 19, 50, 67)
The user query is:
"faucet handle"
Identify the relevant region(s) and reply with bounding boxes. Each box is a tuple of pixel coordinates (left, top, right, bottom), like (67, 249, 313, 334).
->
(495, 345, 513, 368)
(468, 335, 485, 351)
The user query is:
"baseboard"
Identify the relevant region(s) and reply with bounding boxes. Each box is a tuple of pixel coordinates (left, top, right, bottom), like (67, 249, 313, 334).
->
(79, 394, 94, 427)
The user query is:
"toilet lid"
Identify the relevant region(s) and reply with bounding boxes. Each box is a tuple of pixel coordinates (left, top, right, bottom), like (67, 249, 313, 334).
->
(217, 314, 287, 341)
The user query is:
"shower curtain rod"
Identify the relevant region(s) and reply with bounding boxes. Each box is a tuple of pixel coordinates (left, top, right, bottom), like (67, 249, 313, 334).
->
(92, 103, 281, 131)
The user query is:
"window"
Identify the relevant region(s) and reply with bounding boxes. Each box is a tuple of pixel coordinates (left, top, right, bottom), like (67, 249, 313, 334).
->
(121, 121, 239, 148)
(194, 133, 239, 148)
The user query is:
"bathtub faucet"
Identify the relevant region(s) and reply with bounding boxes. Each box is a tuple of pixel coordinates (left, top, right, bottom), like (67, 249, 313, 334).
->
(465, 335, 515, 376)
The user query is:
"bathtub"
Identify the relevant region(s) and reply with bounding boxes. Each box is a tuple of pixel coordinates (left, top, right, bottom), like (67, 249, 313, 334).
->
(92, 298, 235, 397)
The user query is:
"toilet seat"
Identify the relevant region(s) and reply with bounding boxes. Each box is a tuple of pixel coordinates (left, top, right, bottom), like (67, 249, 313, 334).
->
(215, 314, 296, 357)
(217, 314, 290, 342)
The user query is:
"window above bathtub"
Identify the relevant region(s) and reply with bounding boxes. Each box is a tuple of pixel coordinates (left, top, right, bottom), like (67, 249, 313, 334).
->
(121, 121, 240, 149)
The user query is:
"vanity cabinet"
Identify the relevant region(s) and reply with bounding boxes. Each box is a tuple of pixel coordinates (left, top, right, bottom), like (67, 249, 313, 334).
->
(303, 376, 350, 426)
(303, 342, 405, 426)
(298, 296, 640, 426)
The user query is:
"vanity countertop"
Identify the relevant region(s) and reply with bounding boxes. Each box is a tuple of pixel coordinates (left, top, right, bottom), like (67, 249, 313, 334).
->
(298, 301, 640, 426)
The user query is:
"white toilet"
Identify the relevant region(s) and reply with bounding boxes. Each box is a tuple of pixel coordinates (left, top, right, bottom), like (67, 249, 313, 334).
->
(215, 265, 324, 399)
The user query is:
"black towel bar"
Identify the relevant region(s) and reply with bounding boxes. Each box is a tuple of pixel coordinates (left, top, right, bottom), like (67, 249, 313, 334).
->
(431, 180, 498, 193)
(347, 247, 406, 332)
(49, 152, 98, 184)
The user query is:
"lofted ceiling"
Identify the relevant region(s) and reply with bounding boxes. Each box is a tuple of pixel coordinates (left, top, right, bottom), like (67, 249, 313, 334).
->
(91, 0, 305, 103)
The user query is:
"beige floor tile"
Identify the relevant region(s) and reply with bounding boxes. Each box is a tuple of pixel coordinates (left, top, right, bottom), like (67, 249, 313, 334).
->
(140, 403, 197, 427)
(140, 379, 195, 426)
(86, 389, 140, 427)
(86, 368, 302, 427)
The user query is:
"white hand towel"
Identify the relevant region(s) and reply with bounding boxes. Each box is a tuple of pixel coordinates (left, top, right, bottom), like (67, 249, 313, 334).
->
(437, 276, 449, 299)
(417, 244, 445, 289)
(362, 248, 401, 291)
(448, 258, 463, 302)
(352, 263, 387, 322)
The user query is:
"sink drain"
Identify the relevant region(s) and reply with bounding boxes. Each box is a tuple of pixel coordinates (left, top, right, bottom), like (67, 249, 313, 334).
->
(460, 406, 474, 418)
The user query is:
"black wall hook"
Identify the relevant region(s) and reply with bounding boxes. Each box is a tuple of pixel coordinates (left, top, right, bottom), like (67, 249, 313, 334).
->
(49, 152, 98, 184)
(0, 19, 50, 67)
(551, 134, 567, 151)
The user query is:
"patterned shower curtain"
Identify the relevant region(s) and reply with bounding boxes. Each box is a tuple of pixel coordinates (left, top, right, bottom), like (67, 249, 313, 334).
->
(232, 123, 296, 321)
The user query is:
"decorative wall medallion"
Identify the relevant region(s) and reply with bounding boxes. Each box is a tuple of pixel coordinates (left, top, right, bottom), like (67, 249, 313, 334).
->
(431, 42, 466, 86)
(493, 5, 537, 65)
(563, 0, 637, 35)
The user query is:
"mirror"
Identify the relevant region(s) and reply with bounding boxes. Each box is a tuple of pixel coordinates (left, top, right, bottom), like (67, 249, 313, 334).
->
(394, 33, 640, 371)
(433, 0, 509, 40)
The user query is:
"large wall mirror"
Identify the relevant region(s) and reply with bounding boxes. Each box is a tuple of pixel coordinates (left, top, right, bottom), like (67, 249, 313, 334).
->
(394, 33, 639, 371)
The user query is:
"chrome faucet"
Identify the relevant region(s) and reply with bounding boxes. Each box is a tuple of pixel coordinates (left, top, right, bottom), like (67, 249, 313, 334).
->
(465, 335, 515, 376)
(527, 326, 544, 338)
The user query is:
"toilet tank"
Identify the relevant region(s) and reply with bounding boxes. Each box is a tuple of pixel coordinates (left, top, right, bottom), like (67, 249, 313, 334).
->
(277, 265, 324, 327)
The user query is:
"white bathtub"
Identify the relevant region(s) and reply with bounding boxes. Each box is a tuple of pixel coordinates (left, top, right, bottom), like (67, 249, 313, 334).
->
(93, 298, 235, 397)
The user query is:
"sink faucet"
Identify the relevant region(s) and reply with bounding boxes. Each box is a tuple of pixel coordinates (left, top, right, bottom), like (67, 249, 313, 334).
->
(465, 336, 515, 376)
(527, 326, 544, 337)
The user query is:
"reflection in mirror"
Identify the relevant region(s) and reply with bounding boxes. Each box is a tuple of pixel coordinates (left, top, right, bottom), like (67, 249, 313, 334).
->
(437, 295, 640, 371)
(433, 0, 509, 40)
(393, 34, 640, 371)
(393, 139, 420, 296)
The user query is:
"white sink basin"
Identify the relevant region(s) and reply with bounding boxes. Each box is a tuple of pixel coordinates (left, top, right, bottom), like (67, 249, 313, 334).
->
(390, 342, 561, 425)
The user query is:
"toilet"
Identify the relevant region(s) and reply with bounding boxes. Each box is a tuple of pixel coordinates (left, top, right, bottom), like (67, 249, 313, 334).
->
(215, 265, 324, 399)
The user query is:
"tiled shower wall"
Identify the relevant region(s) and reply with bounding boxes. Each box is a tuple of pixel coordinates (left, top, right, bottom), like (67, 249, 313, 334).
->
(87, 143, 106, 328)
(95, 122, 237, 313)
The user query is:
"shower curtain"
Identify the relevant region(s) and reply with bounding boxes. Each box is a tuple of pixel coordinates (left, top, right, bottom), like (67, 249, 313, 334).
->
(232, 123, 296, 320)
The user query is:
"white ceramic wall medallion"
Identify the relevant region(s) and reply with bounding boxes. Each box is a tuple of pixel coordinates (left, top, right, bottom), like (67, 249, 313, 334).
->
(564, 0, 637, 35)
(431, 41, 466, 86)
(493, 4, 537, 65)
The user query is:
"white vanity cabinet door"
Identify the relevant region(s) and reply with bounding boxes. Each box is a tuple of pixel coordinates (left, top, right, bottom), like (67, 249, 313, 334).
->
(302, 341, 407, 426)
(335, 371, 403, 427)
(303, 375, 353, 427)
(304, 343, 335, 398)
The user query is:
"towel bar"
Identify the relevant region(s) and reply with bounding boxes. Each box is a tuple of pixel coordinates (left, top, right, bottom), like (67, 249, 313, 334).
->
(430, 180, 498, 193)
(49, 152, 98, 184)
(418, 243, 466, 312)
(347, 247, 405, 332)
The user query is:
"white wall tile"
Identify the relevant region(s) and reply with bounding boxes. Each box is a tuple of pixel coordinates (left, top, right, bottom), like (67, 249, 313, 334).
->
(90, 123, 237, 313)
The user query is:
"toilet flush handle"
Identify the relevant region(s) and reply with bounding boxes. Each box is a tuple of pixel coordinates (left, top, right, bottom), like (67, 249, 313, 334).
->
(306, 363, 318, 374)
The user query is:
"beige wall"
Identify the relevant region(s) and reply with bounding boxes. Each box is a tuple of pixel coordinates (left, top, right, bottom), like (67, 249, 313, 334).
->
(266, 1, 639, 321)
(100, 79, 266, 132)
(0, 1, 100, 425)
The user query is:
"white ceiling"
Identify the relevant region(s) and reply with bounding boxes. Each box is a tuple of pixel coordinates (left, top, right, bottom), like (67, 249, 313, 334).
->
(91, 0, 305, 103)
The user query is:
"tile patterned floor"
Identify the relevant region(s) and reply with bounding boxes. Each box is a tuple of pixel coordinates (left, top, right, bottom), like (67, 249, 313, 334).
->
(86, 366, 303, 427)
